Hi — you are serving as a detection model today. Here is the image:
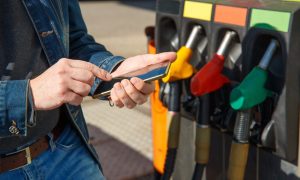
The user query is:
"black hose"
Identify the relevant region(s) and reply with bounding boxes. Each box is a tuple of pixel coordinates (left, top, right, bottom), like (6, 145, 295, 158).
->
(161, 148, 177, 180)
(191, 95, 210, 180)
(197, 95, 210, 125)
(168, 82, 181, 112)
(154, 168, 162, 180)
(192, 163, 206, 180)
(161, 82, 182, 180)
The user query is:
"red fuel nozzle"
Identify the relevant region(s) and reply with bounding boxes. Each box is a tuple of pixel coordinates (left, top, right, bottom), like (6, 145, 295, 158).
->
(190, 54, 230, 96)
(190, 31, 236, 96)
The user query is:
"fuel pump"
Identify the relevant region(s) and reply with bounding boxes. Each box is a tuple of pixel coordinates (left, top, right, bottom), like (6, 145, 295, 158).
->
(161, 25, 202, 180)
(227, 39, 278, 180)
(190, 30, 237, 180)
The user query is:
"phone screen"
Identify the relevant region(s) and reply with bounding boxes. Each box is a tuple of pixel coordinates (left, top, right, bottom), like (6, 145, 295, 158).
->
(92, 64, 170, 98)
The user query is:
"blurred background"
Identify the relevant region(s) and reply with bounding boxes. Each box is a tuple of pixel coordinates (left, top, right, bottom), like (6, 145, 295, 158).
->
(80, 0, 156, 179)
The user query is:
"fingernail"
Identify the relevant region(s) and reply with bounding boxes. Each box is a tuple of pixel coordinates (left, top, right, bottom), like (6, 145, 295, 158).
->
(115, 83, 122, 90)
(131, 77, 139, 84)
(127, 104, 134, 109)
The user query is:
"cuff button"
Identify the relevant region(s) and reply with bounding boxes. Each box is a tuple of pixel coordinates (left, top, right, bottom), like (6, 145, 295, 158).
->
(9, 120, 20, 135)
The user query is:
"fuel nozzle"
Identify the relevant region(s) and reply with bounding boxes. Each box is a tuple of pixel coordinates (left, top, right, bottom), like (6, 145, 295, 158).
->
(190, 31, 236, 96)
(227, 39, 277, 180)
(230, 39, 278, 110)
(162, 25, 203, 83)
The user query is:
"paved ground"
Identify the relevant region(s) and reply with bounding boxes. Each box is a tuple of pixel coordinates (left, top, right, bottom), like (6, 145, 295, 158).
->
(79, 1, 156, 179)
(80, 0, 156, 57)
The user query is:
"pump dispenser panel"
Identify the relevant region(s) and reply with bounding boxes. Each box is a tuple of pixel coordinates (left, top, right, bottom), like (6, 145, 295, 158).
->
(154, 0, 300, 179)
(181, 0, 214, 68)
(156, 0, 184, 53)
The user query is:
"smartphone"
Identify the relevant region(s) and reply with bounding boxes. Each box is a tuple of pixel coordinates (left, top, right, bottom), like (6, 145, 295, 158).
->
(92, 63, 170, 98)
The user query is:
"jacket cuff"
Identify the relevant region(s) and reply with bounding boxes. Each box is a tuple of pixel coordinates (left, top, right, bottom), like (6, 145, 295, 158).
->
(27, 83, 36, 127)
(0, 80, 29, 137)
(90, 55, 124, 95)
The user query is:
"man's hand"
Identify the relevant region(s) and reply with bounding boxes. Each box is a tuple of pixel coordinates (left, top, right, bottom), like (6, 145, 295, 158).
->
(30, 58, 112, 110)
(110, 52, 176, 109)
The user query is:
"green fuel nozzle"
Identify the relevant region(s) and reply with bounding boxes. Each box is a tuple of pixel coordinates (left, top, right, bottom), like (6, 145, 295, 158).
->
(230, 39, 278, 110)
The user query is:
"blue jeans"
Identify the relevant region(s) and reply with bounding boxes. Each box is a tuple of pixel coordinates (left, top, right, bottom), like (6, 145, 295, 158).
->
(0, 124, 105, 180)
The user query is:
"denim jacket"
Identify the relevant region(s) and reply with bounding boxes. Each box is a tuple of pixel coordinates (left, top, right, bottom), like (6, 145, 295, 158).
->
(0, 0, 124, 169)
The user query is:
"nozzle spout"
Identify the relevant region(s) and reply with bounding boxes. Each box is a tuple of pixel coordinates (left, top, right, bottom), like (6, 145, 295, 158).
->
(217, 31, 236, 56)
(170, 34, 179, 51)
(185, 25, 202, 49)
(258, 39, 278, 70)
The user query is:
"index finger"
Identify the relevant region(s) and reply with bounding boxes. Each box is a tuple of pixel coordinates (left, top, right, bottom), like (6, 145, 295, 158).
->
(68, 60, 112, 81)
(143, 52, 177, 64)
(155, 52, 177, 63)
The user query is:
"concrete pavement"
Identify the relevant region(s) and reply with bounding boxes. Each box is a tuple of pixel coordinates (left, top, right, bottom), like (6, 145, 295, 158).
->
(80, 0, 156, 57)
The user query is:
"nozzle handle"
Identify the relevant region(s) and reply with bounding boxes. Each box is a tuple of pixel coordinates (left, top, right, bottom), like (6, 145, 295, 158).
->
(217, 31, 236, 56)
(185, 25, 202, 49)
(258, 39, 278, 70)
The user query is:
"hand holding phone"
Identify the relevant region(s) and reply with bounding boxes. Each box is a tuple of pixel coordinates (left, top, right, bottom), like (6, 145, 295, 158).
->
(110, 52, 175, 78)
(92, 52, 176, 98)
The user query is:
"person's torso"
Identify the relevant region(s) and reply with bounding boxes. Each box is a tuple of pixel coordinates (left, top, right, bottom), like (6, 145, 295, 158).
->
(0, 0, 97, 164)
(22, 0, 92, 142)
(0, 0, 60, 154)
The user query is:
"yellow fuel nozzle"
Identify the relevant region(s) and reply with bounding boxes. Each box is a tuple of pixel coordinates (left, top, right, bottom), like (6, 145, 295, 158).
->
(162, 25, 202, 83)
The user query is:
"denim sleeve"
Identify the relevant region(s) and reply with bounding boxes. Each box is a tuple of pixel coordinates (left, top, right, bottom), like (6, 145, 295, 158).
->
(0, 80, 33, 137)
(68, 0, 124, 96)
